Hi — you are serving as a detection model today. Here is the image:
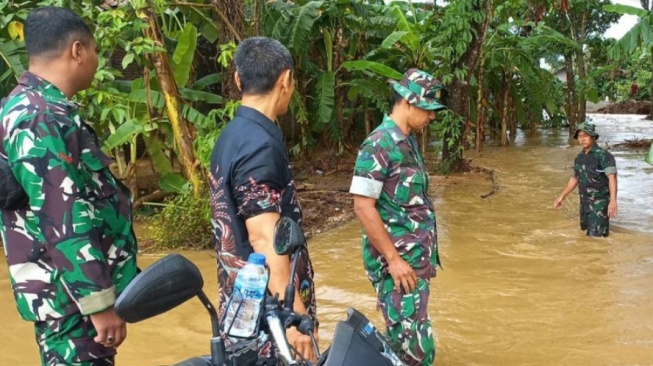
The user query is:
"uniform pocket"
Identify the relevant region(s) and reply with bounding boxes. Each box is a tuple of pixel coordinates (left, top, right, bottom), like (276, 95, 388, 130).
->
(394, 166, 427, 207)
(380, 280, 421, 327)
(79, 142, 118, 200)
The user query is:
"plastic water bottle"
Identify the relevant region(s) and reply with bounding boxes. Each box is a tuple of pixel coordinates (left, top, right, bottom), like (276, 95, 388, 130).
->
(223, 253, 268, 338)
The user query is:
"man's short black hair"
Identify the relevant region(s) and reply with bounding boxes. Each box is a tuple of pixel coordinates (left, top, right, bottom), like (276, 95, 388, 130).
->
(24, 7, 94, 60)
(234, 37, 294, 95)
(390, 90, 404, 111)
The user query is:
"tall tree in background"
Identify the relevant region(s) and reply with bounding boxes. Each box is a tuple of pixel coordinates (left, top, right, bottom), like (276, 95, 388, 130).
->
(437, 0, 492, 171)
(606, 1, 653, 119)
(549, 0, 619, 133)
(213, 0, 244, 100)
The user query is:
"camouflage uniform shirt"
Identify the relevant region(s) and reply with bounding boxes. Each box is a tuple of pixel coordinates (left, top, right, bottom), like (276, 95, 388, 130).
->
(350, 115, 439, 283)
(573, 144, 617, 199)
(0, 72, 138, 322)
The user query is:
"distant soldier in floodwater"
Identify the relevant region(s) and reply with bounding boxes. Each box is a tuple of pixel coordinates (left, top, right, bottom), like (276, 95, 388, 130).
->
(554, 122, 618, 237)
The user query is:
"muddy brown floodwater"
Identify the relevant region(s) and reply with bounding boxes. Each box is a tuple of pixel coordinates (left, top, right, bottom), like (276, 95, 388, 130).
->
(1, 113, 652, 365)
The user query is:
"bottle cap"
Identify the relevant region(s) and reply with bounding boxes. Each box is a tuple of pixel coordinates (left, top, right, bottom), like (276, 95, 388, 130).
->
(248, 253, 266, 266)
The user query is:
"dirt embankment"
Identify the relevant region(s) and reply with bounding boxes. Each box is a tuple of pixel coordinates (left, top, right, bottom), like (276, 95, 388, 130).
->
(292, 151, 492, 238)
(596, 100, 651, 115)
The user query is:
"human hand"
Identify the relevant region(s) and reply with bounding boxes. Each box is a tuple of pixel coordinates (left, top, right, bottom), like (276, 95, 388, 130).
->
(608, 201, 618, 217)
(388, 257, 417, 293)
(90, 307, 126, 348)
(286, 326, 317, 362)
(553, 196, 564, 209)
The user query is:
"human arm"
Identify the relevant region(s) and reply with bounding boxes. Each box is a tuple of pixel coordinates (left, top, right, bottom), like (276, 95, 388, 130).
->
(232, 140, 316, 361)
(91, 308, 126, 348)
(601, 152, 618, 217)
(350, 137, 417, 293)
(607, 173, 617, 217)
(554, 176, 579, 208)
(245, 213, 316, 361)
(6, 113, 117, 315)
(353, 195, 417, 293)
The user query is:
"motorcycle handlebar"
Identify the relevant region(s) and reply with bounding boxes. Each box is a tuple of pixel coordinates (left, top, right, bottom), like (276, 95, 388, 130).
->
(266, 312, 297, 365)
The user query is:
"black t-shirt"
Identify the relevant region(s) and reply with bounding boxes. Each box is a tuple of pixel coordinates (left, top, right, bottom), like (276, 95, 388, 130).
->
(209, 106, 316, 323)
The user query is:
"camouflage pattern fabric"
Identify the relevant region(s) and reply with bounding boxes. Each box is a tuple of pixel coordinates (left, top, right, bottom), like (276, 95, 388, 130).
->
(573, 144, 616, 237)
(0, 72, 137, 363)
(350, 115, 439, 283)
(376, 276, 434, 366)
(580, 197, 609, 237)
(390, 68, 446, 111)
(35, 313, 115, 366)
(573, 122, 599, 140)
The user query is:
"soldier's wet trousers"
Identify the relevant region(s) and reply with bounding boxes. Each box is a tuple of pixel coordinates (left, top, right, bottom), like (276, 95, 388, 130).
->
(34, 312, 115, 366)
(374, 275, 435, 366)
(580, 197, 610, 237)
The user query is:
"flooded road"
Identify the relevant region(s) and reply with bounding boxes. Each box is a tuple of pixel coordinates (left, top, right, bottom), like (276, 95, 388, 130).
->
(1, 114, 652, 365)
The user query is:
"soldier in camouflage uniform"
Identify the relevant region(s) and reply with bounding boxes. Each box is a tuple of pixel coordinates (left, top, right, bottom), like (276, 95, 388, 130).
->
(554, 122, 618, 237)
(0, 7, 138, 365)
(350, 68, 446, 366)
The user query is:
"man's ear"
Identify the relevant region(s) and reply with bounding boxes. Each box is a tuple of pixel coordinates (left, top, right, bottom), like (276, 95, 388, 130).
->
(280, 69, 292, 92)
(234, 71, 242, 92)
(71, 41, 84, 64)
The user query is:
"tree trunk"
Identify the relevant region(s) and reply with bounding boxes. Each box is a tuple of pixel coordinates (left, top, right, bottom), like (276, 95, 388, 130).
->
(564, 53, 578, 135)
(365, 108, 373, 137)
(475, 59, 486, 152)
(442, 79, 467, 171)
(650, 46, 653, 119)
(213, 0, 244, 100)
(576, 48, 587, 123)
(500, 74, 509, 147)
(509, 91, 516, 142)
(138, 4, 201, 196)
(443, 0, 492, 171)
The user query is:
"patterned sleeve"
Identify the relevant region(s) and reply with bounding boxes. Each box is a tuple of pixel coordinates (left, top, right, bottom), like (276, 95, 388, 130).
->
(6, 112, 114, 315)
(232, 142, 286, 219)
(349, 139, 390, 199)
(600, 151, 617, 175)
(573, 155, 580, 179)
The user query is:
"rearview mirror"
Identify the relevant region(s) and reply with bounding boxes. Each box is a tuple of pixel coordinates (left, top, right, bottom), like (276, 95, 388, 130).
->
(273, 217, 306, 256)
(115, 254, 204, 323)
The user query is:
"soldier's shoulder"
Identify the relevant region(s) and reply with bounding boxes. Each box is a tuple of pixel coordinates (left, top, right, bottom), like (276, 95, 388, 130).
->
(365, 125, 396, 146)
(594, 146, 615, 158)
(2, 89, 49, 120)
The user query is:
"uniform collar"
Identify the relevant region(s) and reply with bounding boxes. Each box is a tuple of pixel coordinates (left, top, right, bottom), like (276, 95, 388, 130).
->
(17, 72, 79, 111)
(380, 114, 410, 143)
(235, 105, 284, 143)
(583, 144, 600, 155)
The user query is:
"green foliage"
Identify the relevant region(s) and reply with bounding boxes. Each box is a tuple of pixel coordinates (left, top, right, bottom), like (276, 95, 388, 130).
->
(431, 110, 464, 174)
(606, 4, 653, 61)
(1, 0, 626, 243)
(172, 23, 198, 87)
(146, 187, 213, 250)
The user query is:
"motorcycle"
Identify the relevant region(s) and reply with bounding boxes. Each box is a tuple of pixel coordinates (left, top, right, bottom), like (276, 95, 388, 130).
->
(115, 217, 404, 366)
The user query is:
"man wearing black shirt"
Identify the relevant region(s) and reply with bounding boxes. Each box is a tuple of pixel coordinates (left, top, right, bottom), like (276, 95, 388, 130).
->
(209, 37, 317, 362)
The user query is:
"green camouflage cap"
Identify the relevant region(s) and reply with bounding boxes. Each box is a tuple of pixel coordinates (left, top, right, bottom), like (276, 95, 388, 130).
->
(574, 122, 599, 140)
(389, 68, 446, 111)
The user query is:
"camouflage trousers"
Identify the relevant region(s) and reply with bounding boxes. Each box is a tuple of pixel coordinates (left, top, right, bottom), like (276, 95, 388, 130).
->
(374, 275, 434, 366)
(34, 312, 115, 366)
(580, 197, 609, 237)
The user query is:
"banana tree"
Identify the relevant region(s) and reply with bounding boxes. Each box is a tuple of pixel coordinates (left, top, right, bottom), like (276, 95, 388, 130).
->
(263, 0, 325, 152)
(606, 2, 653, 119)
(0, 1, 29, 95)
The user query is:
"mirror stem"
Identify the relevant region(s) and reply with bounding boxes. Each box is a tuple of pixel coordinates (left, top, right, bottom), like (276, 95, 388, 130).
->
(285, 248, 303, 310)
(197, 290, 220, 337)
